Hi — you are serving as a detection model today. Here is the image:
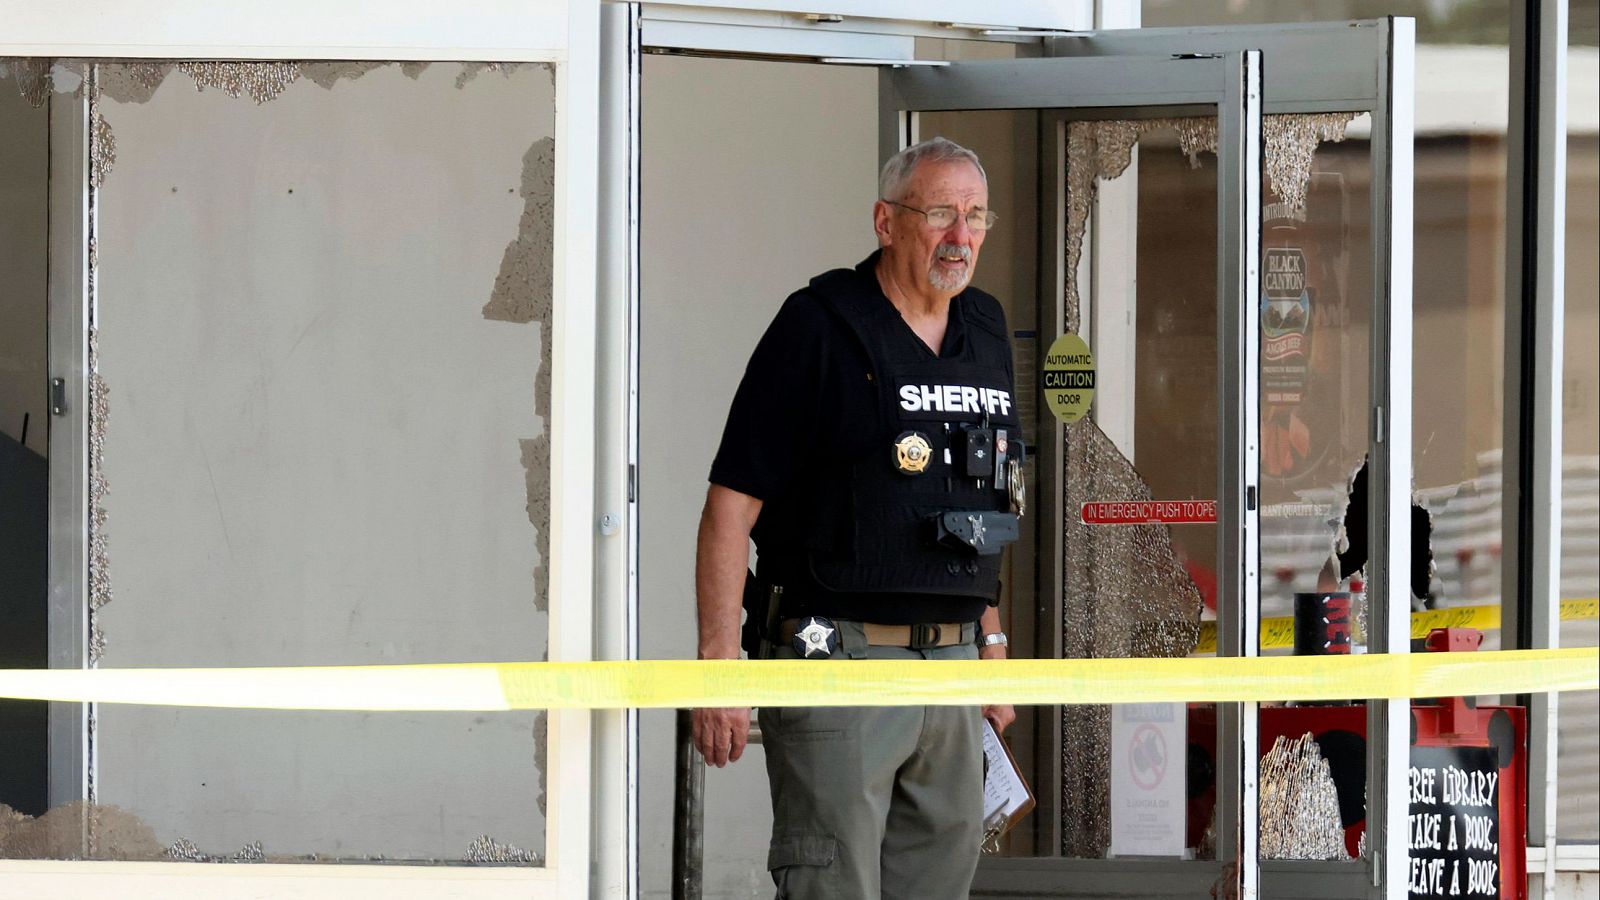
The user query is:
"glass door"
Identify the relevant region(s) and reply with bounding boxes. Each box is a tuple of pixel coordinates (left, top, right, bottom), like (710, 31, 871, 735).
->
(880, 18, 1414, 899)
(882, 49, 1263, 898)
(1057, 21, 1416, 900)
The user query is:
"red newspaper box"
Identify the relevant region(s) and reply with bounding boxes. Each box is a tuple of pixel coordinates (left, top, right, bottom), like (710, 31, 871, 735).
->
(1184, 628, 1526, 898)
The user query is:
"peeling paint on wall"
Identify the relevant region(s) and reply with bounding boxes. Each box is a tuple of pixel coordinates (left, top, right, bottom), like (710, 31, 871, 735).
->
(74, 58, 552, 860)
(495, 135, 557, 618)
(519, 439, 552, 614)
(299, 62, 386, 90)
(483, 137, 556, 326)
(455, 62, 521, 90)
(80, 61, 554, 188)
(533, 712, 549, 820)
(489, 134, 558, 829)
(6, 60, 543, 120)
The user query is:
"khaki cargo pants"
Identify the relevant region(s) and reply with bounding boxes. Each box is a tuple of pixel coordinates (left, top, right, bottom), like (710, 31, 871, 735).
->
(757, 621, 984, 900)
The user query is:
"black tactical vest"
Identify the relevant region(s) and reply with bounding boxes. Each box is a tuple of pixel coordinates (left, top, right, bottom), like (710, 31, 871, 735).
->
(799, 266, 1020, 605)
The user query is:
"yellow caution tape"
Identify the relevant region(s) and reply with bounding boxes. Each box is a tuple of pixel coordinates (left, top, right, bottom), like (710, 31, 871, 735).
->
(0, 648, 1593, 711)
(1195, 597, 1599, 655)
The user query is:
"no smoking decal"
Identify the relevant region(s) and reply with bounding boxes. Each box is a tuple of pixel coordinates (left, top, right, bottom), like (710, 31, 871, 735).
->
(1129, 724, 1168, 790)
(1041, 333, 1095, 423)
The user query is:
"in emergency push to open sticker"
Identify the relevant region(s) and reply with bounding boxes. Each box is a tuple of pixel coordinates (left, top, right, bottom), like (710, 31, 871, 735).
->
(1041, 333, 1095, 423)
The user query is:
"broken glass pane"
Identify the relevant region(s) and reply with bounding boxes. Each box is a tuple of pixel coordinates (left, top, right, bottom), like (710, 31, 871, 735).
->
(1060, 121, 1215, 859)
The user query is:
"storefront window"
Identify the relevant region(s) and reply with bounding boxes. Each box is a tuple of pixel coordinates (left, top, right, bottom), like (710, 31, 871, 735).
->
(0, 57, 50, 825)
(1145, 0, 1599, 855)
(0, 59, 554, 865)
(1148, 0, 1514, 623)
(1558, 1, 1600, 845)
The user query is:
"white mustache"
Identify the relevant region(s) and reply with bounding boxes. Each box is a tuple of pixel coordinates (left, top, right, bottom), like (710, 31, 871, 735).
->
(935, 243, 970, 262)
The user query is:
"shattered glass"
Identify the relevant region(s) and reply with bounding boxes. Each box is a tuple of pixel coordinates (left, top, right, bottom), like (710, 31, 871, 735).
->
(1058, 115, 1370, 858)
(175, 62, 302, 104)
(1258, 118, 1375, 622)
(1258, 733, 1352, 861)
(1255, 117, 1377, 862)
(1060, 121, 1212, 858)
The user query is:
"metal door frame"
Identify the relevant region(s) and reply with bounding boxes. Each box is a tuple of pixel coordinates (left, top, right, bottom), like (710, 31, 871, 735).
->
(613, 12, 1411, 899)
(881, 16, 1416, 899)
(1055, 20, 1416, 898)
(882, 49, 1264, 898)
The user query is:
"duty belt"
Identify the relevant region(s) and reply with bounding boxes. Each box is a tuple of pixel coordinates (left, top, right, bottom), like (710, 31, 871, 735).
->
(779, 619, 974, 651)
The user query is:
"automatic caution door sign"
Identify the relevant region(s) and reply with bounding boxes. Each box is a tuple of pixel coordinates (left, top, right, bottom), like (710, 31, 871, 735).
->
(1041, 333, 1095, 423)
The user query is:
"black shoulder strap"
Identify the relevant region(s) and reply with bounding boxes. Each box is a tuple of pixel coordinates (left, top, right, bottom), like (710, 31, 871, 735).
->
(808, 269, 1011, 365)
(805, 267, 892, 358)
(960, 287, 1009, 341)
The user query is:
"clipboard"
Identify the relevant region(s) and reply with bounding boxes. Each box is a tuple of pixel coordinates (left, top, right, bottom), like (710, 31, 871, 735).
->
(980, 719, 1035, 854)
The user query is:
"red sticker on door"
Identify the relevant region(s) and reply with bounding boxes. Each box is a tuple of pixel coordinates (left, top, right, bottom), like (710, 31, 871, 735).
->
(1081, 501, 1218, 525)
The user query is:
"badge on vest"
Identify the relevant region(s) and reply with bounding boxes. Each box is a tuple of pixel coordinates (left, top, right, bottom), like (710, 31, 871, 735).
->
(892, 430, 933, 475)
(791, 616, 840, 659)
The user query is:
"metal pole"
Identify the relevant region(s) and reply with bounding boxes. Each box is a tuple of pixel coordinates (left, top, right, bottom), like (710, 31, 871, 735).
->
(671, 708, 705, 900)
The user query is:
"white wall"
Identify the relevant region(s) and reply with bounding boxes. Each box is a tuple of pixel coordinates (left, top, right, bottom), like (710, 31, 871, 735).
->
(88, 62, 555, 862)
(638, 53, 876, 898)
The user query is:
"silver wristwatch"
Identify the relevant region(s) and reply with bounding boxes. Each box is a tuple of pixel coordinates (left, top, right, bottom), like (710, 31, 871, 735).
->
(980, 631, 1009, 648)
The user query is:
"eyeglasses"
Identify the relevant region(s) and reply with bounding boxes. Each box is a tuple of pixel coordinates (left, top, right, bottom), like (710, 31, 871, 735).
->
(883, 200, 999, 232)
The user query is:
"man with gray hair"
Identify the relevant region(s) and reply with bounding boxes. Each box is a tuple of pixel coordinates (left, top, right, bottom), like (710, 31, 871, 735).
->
(693, 136, 1020, 898)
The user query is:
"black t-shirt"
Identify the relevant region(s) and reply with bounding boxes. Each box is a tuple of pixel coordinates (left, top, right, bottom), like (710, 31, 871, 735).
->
(709, 253, 1003, 625)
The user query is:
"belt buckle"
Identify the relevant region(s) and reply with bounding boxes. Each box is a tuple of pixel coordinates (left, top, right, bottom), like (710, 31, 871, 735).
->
(910, 623, 942, 650)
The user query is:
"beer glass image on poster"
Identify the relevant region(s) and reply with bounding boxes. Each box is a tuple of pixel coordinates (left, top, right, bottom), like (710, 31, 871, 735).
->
(1260, 171, 1356, 482)
(1110, 703, 1186, 858)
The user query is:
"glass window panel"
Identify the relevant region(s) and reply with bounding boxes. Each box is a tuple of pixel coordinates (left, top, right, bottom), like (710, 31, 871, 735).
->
(1144, 0, 1515, 625)
(916, 107, 1046, 856)
(1049, 119, 1224, 862)
(9, 59, 555, 865)
(0, 59, 52, 823)
(1143, 0, 1600, 860)
(1257, 114, 1375, 863)
(1128, 123, 1224, 864)
(1557, 11, 1600, 844)
(637, 54, 880, 893)
(919, 109, 1224, 864)
(1123, 109, 1376, 863)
